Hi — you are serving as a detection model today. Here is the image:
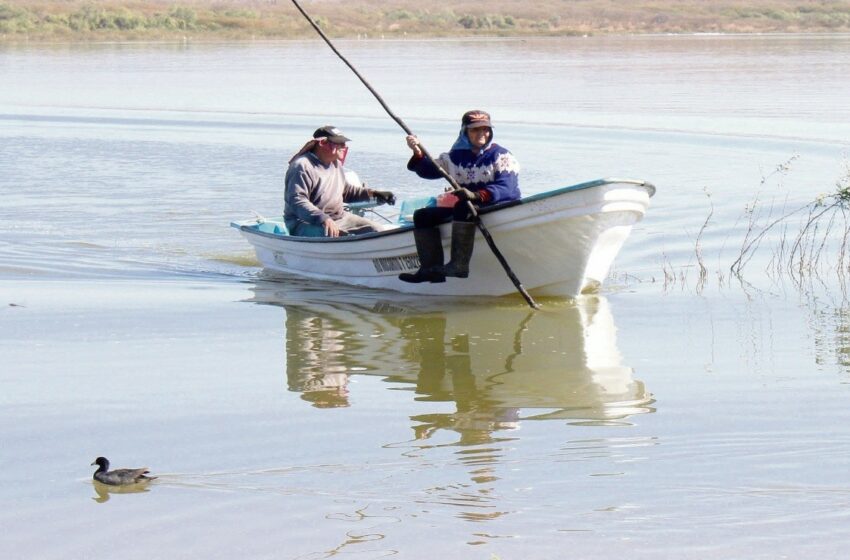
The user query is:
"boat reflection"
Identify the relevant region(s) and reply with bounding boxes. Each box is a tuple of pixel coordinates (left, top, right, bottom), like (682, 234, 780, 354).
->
(250, 282, 654, 438)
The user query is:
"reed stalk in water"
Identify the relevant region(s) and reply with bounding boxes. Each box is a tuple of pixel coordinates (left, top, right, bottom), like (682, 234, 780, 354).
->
(643, 157, 850, 294)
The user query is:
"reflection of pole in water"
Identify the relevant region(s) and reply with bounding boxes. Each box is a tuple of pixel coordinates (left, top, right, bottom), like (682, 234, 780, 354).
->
(398, 297, 652, 438)
(401, 314, 520, 445)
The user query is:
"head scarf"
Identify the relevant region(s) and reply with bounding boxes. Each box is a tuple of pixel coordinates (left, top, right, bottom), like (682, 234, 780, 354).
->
(451, 109, 494, 151)
(450, 127, 494, 152)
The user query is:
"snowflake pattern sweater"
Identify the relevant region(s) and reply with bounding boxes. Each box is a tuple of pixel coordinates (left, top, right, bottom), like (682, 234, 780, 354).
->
(407, 138, 521, 205)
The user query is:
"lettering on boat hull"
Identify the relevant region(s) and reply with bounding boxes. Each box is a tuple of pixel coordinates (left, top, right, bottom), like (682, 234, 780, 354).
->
(372, 254, 420, 273)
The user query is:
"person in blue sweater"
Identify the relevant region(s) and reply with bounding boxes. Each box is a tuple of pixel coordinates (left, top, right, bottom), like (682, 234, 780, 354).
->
(399, 110, 521, 283)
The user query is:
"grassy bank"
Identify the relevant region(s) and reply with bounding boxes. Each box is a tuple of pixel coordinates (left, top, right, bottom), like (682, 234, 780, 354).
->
(2, 0, 850, 41)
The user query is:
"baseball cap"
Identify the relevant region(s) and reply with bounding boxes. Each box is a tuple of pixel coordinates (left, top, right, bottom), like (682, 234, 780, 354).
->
(313, 125, 351, 144)
(461, 110, 492, 129)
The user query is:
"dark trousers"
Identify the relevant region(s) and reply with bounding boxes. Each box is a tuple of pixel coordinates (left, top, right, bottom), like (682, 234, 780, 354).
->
(413, 201, 475, 229)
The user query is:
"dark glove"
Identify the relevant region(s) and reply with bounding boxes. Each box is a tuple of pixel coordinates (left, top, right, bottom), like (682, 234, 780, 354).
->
(371, 190, 396, 205)
(454, 187, 479, 202)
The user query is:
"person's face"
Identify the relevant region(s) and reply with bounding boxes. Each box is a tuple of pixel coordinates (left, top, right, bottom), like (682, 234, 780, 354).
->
(466, 126, 491, 149)
(316, 138, 348, 164)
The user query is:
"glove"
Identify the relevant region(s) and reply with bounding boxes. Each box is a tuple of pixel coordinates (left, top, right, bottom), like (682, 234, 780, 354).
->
(454, 187, 479, 202)
(371, 190, 396, 205)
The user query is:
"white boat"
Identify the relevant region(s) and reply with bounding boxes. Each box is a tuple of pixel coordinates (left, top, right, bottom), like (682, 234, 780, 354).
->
(232, 178, 655, 297)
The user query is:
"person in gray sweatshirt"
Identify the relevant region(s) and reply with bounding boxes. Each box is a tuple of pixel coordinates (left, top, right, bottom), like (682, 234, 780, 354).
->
(284, 126, 396, 237)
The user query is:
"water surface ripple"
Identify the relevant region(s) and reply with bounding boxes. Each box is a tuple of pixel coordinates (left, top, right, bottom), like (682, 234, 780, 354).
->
(2, 36, 850, 559)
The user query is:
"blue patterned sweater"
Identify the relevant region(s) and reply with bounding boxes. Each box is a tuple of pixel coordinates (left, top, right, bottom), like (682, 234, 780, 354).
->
(407, 132, 521, 204)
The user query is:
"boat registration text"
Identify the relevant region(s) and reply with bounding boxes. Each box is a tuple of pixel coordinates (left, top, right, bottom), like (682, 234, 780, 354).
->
(372, 255, 420, 273)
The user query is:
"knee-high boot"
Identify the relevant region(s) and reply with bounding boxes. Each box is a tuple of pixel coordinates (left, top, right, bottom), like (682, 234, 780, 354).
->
(398, 228, 446, 283)
(442, 221, 476, 279)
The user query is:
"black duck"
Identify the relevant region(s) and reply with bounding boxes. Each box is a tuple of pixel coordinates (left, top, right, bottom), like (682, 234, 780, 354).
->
(91, 456, 156, 486)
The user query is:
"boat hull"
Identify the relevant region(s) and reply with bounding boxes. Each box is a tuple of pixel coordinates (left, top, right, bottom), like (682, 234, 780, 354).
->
(233, 178, 655, 297)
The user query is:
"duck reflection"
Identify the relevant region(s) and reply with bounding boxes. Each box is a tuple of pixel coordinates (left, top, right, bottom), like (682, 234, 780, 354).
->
(91, 480, 151, 503)
(253, 282, 654, 434)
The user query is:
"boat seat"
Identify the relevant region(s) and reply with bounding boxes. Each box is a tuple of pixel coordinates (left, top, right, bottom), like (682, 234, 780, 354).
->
(256, 221, 288, 235)
(398, 196, 437, 225)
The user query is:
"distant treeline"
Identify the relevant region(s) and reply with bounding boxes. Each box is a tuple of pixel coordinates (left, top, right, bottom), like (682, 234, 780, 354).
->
(3, 0, 850, 41)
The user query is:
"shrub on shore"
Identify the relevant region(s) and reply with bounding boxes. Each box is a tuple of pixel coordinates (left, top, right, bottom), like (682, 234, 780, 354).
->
(2, 0, 850, 41)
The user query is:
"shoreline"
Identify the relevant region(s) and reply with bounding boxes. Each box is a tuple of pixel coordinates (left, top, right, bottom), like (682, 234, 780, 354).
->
(5, 29, 850, 44)
(2, 0, 849, 43)
(4, 31, 850, 47)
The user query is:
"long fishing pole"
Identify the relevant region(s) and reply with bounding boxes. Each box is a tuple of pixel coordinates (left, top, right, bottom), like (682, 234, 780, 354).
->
(290, 0, 539, 309)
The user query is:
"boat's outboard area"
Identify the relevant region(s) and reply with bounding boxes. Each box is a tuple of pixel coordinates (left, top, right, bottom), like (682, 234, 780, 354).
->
(349, 195, 437, 228)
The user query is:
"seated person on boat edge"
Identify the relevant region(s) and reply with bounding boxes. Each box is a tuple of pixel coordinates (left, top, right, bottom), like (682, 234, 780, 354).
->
(399, 110, 521, 283)
(284, 125, 396, 237)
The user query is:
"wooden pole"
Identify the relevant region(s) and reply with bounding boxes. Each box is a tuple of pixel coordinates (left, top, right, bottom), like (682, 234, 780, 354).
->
(290, 0, 539, 309)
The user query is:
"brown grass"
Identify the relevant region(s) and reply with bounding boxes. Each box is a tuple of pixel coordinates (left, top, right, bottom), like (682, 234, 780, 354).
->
(2, 0, 850, 41)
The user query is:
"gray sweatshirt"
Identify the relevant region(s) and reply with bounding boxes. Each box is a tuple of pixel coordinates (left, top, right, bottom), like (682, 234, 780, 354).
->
(284, 152, 371, 232)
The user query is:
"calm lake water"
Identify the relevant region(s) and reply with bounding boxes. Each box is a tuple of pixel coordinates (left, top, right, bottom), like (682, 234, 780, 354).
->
(2, 35, 850, 559)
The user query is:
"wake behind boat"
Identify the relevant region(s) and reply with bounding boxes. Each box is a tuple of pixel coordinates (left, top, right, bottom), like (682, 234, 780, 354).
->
(231, 178, 655, 298)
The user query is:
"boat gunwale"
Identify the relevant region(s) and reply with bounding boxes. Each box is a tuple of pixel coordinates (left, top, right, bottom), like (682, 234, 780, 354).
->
(232, 178, 655, 244)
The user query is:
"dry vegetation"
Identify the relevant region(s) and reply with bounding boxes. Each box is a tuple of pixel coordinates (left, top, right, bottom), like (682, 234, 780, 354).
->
(653, 158, 850, 294)
(2, 0, 850, 41)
